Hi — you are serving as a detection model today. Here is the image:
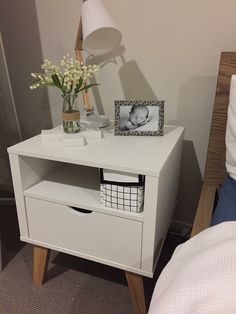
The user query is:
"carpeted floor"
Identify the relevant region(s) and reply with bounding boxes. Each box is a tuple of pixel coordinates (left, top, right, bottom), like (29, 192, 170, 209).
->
(0, 203, 185, 314)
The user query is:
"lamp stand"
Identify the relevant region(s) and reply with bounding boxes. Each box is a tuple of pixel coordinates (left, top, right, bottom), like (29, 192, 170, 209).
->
(75, 20, 93, 115)
(75, 19, 110, 128)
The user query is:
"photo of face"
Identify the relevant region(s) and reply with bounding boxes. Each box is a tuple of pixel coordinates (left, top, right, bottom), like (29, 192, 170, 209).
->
(115, 100, 164, 136)
(129, 106, 149, 125)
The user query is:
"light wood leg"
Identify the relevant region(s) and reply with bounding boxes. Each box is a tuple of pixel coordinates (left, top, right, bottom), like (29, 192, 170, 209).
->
(125, 271, 147, 314)
(33, 245, 50, 285)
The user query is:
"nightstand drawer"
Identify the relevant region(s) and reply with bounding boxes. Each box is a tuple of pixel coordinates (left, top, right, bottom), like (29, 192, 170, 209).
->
(25, 197, 142, 267)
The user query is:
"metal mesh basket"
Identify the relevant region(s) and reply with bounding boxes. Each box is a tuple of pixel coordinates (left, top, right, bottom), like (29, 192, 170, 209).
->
(100, 169, 144, 213)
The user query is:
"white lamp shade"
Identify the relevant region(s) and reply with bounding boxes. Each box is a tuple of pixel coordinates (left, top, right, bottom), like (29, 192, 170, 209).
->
(82, 0, 122, 55)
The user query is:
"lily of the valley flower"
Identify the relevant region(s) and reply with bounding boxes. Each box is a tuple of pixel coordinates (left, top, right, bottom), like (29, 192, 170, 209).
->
(30, 54, 100, 97)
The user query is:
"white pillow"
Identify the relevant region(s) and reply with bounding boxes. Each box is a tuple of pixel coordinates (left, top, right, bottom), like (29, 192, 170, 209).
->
(226, 75, 236, 180)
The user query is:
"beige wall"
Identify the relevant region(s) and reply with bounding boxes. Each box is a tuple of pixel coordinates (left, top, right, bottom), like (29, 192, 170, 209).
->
(4, 0, 236, 223)
(35, 0, 236, 224)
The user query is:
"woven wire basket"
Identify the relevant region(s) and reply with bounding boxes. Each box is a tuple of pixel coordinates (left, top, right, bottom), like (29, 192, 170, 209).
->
(100, 169, 144, 213)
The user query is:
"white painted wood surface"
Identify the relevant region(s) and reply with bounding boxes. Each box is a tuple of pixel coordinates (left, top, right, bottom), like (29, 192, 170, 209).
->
(8, 125, 184, 277)
(142, 135, 184, 272)
(141, 176, 159, 272)
(24, 164, 143, 222)
(8, 155, 29, 237)
(20, 236, 153, 277)
(8, 126, 184, 176)
(25, 197, 142, 268)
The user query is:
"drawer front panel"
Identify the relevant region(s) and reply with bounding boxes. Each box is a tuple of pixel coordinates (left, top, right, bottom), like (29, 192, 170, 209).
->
(25, 197, 142, 268)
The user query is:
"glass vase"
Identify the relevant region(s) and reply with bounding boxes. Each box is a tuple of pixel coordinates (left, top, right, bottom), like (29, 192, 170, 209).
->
(62, 94, 80, 133)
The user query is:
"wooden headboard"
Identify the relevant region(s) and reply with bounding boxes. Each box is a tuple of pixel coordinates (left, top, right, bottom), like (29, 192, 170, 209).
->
(191, 52, 236, 236)
(204, 52, 236, 186)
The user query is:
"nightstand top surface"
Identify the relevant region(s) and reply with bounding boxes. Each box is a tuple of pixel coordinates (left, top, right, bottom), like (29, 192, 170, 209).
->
(8, 125, 184, 176)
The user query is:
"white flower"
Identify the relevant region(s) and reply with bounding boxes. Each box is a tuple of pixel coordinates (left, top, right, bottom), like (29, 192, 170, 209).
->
(30, 54, 100, 95)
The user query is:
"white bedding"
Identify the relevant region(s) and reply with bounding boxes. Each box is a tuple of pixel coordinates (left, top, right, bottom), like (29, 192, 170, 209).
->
(226, 75, 236, 180)
(148, 222, 236, 314)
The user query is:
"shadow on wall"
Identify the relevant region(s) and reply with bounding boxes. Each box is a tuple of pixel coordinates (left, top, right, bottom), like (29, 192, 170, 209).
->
(87, 45, 158, 114)
(0, 0, 52, 140)
(118, 55, 158, 101)
(174, 140, 202, 225)
(169, 75, 217, 224)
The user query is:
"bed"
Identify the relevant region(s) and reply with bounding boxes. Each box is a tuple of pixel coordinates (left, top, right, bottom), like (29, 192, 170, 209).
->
(148, 52, 236, 314)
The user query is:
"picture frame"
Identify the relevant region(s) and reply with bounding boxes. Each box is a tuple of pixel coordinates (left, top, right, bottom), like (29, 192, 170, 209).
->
(114, 100, 164, 136)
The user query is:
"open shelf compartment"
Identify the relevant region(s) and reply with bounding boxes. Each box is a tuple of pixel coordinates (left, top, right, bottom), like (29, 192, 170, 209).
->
(24, 160, 144, 222)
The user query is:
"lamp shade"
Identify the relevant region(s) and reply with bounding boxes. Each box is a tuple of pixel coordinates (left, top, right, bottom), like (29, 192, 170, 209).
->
(81, 0, 122, 55)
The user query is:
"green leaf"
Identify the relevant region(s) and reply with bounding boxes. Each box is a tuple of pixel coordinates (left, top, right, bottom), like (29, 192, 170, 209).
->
(78, 83, 100, 93)
(74, 78, 83, 94)
(30, 81, 59, 89)
(51, 74, 62, 89)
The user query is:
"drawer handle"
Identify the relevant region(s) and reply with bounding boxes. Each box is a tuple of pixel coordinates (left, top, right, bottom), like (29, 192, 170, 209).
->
(69, 206, 93, 214)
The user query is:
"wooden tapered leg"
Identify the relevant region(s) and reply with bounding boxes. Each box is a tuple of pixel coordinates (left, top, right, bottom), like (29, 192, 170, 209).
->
(125, 271, 147, 314)
(33, 245, 50, 285)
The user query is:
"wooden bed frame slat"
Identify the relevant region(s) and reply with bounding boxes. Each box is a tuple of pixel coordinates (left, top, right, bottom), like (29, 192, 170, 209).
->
(192, 52, 236, 236)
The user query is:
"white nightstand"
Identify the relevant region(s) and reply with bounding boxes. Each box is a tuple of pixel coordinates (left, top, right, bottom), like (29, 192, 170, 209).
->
(8, 125, 184, 314)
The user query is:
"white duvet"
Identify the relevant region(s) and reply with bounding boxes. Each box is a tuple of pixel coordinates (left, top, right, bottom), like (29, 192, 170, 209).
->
(148, 222, 236, 314)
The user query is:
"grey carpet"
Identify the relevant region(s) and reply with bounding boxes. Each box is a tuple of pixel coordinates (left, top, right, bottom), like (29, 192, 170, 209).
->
(0, 204, 183, 314)
(0, 245, 134, 314)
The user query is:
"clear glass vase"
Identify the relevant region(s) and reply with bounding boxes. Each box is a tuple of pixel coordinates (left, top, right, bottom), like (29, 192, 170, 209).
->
(62, 94, 80, 133)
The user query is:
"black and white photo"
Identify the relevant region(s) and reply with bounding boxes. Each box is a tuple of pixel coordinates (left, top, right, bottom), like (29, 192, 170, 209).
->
(114, 100, 164, 136)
